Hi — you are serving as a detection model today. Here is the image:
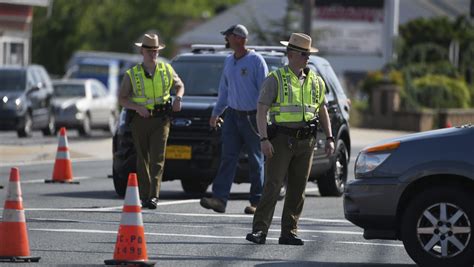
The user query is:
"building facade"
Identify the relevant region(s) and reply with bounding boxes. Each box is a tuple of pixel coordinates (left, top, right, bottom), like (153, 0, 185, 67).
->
(0, 0, 49, 66)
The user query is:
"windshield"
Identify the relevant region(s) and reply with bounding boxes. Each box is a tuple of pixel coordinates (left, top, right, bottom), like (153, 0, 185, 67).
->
(171, 56, 284, 96)
(172, 60, 224, 96)
(0, 69, 26, 92)
(53, 84, 85, 97)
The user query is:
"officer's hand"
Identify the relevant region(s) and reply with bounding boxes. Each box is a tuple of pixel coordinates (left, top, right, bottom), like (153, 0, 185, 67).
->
(325, 139, 335, 156)
(261, 140, 274, 158)
(136, 106, 150, 118)
(172, 99, 182, 112)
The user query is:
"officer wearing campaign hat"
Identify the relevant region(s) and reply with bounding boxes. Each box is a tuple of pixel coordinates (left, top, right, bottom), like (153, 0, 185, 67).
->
(246, 33, 334, 246)
(118, 33, 184, 209)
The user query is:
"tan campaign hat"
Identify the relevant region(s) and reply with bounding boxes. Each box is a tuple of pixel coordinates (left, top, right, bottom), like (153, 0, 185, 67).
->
(134, 33, 166, 50)
(280, 33, 318, 53)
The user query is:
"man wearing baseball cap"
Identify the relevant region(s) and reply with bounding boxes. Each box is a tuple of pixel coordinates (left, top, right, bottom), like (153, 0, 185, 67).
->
(200, 24, 268, 215)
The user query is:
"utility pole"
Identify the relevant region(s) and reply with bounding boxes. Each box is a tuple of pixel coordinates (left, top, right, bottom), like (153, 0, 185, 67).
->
(303, 0, 313, 35)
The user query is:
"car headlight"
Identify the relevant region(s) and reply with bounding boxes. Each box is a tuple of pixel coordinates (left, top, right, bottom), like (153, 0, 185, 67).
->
(355, 141, 400, 176)
(2, 96, 23, 110)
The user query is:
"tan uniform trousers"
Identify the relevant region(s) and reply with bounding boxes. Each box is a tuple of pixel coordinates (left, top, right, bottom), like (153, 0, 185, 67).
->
(131, 114, 170, 201)
(252, 132, 315, 236)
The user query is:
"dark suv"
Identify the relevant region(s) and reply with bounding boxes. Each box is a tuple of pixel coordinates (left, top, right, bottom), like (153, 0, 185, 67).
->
(0, 65, 55, 137)
(112, 45, 351, 197)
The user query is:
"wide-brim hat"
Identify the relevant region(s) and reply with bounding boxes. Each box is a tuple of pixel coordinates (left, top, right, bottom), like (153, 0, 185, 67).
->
(280, 33, 318, 53)
(134, 33, 166, 50)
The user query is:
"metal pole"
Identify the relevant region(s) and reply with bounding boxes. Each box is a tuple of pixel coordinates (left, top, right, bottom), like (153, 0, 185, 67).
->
(303, 0, 313, 35)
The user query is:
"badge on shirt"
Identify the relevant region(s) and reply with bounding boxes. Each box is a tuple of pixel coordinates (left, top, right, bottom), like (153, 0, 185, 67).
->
(241, 68, 248, 76)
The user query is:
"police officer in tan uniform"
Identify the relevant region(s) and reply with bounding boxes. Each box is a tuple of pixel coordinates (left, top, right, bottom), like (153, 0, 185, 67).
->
(246, 33, 334, 245)
(118, 33, 184, 209)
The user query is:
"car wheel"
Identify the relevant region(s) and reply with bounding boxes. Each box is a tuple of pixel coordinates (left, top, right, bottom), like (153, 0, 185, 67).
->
(78, 114, 91, 137)
(400, 186, 474, 267)
(106, 112, 117, 135)
(317, 139, 348, 197)
(17, 112, 33, 138)
(112, 155, 136, 198)
(112, 134, 136, 198)
(41, 112, 55, 136)
(180, 178, 209, 194)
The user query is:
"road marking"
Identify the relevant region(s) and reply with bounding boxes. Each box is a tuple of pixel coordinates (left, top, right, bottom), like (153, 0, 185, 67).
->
(336, 241, 404, 248)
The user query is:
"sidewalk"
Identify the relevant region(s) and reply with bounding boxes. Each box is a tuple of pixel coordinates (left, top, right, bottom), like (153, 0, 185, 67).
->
(0, 138, 112, 167)
(0, 127, 414, 167)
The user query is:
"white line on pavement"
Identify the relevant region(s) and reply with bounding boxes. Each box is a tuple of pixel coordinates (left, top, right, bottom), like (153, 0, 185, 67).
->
(336, 241, 404, 248)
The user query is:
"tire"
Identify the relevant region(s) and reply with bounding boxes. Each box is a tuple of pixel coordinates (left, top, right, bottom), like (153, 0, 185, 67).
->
(78, 114, 91, 137)
(400, 186, 474, 267)
(17, 112, 33, 138)
(316, 139, 348, 197)
(105, 112, 117, 135)
(112, 153, 136, 198)
(41, 112, 55, 136)
(180, 178, 209, 194)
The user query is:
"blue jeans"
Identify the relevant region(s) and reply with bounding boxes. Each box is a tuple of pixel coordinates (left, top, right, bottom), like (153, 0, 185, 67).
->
(212, 108, 264, 205)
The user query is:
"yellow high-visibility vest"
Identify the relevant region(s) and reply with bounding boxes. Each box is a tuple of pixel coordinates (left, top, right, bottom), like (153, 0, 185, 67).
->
(269, 66, 325, 123)
(127, 62, 173, 109)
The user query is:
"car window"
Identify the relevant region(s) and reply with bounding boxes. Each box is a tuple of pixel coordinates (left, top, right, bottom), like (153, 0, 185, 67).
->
(316, 61, 346, 99)
(172, 59, 224, 96)
(0, 69, 26, 91)
(37, 66, 52, 90)
(53, 84, 86, 97)
(308, 62, 335, 102)
(91, 81, 107, 97)
(29, 68, 42, 89)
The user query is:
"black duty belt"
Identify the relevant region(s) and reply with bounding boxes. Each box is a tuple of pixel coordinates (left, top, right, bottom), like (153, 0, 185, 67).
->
(148, 102, 172, 117)
(230, 108, 257, 116)
(276, 125, 315, 139)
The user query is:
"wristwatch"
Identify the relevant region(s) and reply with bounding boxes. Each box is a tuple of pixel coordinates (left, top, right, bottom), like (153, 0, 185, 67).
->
(260, 137, 269, 142)
(175, 96, 182, 101)
(326, 136, 335, 142)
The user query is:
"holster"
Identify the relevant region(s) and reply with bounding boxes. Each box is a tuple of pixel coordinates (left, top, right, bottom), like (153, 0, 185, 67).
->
(267, 124, 277, 140)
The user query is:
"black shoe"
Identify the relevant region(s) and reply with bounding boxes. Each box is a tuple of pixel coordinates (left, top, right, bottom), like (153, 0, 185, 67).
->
(246, 231, 266, 244)
(200, 197, 225, 213)
(147, 197, 158, 209)
(278, 233, 304, 246)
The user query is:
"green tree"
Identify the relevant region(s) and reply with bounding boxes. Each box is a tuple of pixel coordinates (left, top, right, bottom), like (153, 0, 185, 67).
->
(32, 0, 241, 75)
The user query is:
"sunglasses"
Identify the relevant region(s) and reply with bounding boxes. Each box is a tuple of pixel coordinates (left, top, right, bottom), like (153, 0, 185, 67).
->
(290, 49, 310, 57)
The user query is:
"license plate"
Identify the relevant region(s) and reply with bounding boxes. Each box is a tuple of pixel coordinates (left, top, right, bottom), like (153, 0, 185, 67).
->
(166, 145, 191, 160)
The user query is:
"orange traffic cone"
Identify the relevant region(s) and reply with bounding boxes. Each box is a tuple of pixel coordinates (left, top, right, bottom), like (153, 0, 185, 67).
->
(0, 167, 40, 262)
(104, 173, 155, 266)
(45, 127, 79, 184)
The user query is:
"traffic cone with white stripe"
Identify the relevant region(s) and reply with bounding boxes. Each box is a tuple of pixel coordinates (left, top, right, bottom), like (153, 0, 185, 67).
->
(45, 127, 79, 184)
(0, 167, 40, 262)
(105, 173, 155, 266)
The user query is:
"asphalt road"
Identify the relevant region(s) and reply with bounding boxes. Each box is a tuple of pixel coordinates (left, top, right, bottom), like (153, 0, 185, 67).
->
(0, 128, 417, 266)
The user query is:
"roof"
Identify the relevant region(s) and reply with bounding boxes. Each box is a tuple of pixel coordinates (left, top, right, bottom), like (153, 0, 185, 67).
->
(0, 0, 50, 7)
(176, 0, 288, 48)
(177, 0, 470, 49)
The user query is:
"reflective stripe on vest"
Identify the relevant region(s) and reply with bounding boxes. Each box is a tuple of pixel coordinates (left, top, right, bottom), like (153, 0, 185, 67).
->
(127, 62, 173, 109)
(269, 67, 325, 123)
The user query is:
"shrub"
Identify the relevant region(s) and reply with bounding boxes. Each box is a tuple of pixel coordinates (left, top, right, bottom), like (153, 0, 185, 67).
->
(412, 75, 470, 108)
